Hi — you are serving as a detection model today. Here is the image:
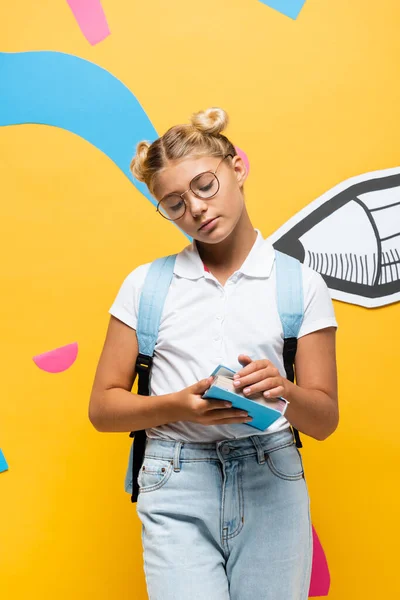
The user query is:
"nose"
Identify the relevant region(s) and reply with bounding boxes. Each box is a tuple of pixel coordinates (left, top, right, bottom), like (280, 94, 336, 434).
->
(184, 190, 208, 218)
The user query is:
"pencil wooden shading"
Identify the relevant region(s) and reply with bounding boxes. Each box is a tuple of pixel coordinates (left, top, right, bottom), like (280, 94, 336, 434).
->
(269, 167, 400, 308)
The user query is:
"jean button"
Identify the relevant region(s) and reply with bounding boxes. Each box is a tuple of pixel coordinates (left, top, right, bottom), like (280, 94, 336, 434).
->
(221, 445, 230, 456)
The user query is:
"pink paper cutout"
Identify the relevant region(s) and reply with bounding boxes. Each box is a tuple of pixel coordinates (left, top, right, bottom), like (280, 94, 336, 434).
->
(33, 342, 78, 373)
(234, 146, 250, 174)
(309, 525, 331, 597)
(66, 0, 110, 46)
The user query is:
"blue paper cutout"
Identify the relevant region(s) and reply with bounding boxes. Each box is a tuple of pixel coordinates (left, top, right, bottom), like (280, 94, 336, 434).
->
(0, 51, 192, 241)
(259, 0, 307, 19)
(0, 51, 155, 202)
(0, 449, 8, 473)
(0, 52, 158, 211)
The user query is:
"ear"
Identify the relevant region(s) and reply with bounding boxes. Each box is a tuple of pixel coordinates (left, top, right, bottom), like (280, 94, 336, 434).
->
(231, 154, 248, 187)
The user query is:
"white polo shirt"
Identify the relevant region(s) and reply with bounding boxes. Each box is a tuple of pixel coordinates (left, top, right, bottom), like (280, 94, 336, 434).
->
(109, 229, 338, 442)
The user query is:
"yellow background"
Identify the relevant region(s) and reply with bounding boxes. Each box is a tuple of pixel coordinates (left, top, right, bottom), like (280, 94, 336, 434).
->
(1, 1, 399, 598)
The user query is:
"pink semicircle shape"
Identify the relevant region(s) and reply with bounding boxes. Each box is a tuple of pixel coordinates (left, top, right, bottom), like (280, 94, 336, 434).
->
(309, 525, 331, 597)
(234, 146, 250, 174)
(33, 342, 78, 373)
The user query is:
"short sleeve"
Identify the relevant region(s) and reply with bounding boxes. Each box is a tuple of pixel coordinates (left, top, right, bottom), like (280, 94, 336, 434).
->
(108, 263, 151, 330)
(297, 265, 338, 339)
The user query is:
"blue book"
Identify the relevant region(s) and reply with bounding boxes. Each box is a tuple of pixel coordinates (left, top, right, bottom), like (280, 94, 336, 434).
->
(202, 364, 288, 431)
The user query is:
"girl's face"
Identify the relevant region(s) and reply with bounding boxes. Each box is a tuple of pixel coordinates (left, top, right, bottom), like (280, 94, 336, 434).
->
(153, 154, 248, 243)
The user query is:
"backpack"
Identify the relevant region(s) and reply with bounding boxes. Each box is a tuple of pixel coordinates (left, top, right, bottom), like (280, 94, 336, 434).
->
(125, 249, 304, 503)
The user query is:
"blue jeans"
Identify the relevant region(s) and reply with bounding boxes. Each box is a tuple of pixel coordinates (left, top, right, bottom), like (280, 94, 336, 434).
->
(136, 428, 312, 600)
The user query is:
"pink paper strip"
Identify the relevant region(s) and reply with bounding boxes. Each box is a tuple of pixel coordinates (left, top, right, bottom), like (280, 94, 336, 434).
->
(33, 342, 78, 373)
(235, 146, 250, 174)
(66, 0, 110, 46)
(309, 526, 331, 597)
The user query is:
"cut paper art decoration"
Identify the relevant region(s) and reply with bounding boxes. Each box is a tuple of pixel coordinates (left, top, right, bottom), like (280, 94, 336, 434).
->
(1, 51, 331, 584)
(309, 526, 330, 597)
(3, 50, 397, 309)
(66, 0, 110, 45)
(235, 146, 250, 175)
(33, 342, 78, 373)
(0, 51, 249, 245)
(259, 0, 307, 20)
(269, 167, 400, 308)
(0, 449, 8, 473)
(0, 51, 157, 208)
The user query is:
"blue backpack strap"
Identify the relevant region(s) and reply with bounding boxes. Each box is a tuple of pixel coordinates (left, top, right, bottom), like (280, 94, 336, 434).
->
(275, 250, 304, 338)
(136, 254, 178, 359)
(127, 254, 177, 502)
(274, 250, 304, 448)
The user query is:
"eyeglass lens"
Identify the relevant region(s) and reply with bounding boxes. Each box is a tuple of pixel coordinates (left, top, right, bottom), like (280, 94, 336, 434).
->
(158, 172, 219, 220)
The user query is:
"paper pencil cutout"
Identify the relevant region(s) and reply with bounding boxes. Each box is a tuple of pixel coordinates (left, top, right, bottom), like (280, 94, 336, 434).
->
(269, 167, 400, 308)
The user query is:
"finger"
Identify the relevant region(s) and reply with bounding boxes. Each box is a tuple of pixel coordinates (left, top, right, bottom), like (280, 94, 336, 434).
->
(213, 408, 250, 420)
(201, 404, 249, 418)
(263, 386, 285, 399)
(234, 360, 258, 378)
(194, 377, 214, 392)
(242, 377, 282, 397)
(202, 399, 233, 411)
(233, 367, 275, 389)
(211, 414, 253, 425)
(238, 354, 253, 366)
(211, 409, 253, 423)
(234, 359, 270, 380)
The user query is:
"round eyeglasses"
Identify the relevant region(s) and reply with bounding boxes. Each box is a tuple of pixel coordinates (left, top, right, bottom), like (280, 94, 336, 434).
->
(156, 154, 233, 221)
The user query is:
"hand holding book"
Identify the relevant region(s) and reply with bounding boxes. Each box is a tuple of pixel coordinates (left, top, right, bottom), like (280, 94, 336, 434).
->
(202, 362, 289, 431)
(173, 377, 254, 426)
(234, 354, 288, 400)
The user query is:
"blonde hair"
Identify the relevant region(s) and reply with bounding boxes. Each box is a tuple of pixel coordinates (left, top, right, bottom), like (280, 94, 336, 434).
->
(130, 107, 236, 194)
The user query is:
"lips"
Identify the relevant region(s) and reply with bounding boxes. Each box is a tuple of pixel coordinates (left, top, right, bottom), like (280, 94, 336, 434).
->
(199, 217, 217, 231)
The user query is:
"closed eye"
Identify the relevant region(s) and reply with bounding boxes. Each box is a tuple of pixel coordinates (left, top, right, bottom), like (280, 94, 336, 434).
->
(199, 182, 214, 193)
(170, 200, 185, 212)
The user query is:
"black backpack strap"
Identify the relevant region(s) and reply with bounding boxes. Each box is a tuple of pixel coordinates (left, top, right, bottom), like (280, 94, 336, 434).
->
(129, 353, 153, 503)
(274, 250, 304, 450)
(127, 255, 177, 503)
(282, 337, 302, 449)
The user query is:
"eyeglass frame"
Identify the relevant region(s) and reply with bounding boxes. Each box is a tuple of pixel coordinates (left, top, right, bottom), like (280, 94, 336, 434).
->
(156, 153, 234, 221)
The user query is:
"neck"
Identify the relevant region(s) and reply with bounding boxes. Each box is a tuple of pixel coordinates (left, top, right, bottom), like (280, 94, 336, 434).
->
(195, 209, 258, 272)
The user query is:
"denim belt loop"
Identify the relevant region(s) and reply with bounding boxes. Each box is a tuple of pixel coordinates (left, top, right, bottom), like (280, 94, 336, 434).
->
(250, 435, 266, 464)
(173, 441, 183, 472)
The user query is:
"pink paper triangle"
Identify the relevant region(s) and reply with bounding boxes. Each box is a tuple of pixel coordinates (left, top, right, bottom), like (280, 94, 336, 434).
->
(309, 525, 331, 597)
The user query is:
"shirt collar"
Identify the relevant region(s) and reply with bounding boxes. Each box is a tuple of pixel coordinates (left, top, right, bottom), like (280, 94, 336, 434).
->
(173, 229, 275, 280)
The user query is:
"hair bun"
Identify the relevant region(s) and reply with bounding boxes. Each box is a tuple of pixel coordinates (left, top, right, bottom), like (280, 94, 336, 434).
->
(190, 107, 228, 136)
(130, 140, 151, 181)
